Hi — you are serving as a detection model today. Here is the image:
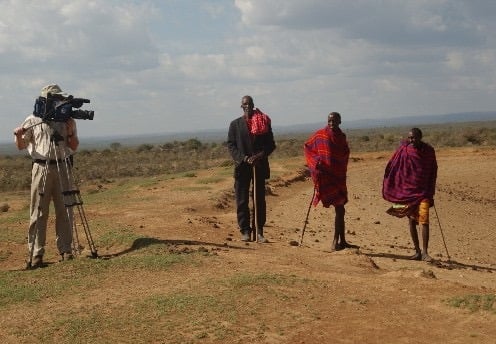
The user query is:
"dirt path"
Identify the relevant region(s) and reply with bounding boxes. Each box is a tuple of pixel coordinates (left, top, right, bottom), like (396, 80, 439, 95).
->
(109, 147, 496, 342)
(1, 147, 495, 343)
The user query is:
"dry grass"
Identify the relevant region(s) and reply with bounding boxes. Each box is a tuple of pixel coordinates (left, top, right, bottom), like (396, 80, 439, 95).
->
(2, 121, 496, 192)
(0, 143, 496, 343)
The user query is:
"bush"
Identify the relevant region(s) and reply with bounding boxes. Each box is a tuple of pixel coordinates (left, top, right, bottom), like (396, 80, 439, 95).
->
(1, 121, 495, 192)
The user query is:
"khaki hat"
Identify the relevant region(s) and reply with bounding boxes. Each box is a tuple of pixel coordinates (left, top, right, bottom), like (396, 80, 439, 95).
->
(40, 84, 68, 98)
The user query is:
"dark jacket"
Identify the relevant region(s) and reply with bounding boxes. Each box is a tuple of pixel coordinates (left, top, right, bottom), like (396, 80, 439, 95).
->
(227, 116, 276, 179)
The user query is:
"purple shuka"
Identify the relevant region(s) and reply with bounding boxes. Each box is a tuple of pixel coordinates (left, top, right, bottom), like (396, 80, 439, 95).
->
(382, 140, 437, 206)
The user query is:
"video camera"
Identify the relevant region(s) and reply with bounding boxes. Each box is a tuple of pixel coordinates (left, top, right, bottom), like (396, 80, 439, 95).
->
(33, 93, 95, 122)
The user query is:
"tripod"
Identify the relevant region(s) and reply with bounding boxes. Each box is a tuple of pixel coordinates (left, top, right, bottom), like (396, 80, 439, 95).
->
(26, 124, 97, 269)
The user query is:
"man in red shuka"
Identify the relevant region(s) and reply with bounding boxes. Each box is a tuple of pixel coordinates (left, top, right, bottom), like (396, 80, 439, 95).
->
(304, 112, 357, 251)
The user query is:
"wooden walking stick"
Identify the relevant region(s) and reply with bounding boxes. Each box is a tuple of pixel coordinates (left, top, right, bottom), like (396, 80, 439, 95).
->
(252, 165, 259, 242)
(300, 188, 316, 246)
(433, 204, 451, 261)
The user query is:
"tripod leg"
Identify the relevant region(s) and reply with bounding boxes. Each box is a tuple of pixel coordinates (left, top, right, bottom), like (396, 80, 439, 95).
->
(60, 159, 88, 256)
(57, 151, 98, 258)
(52, 148, 76, 258)
(50, 135, 97, 259)
(74, 201, 98, 257)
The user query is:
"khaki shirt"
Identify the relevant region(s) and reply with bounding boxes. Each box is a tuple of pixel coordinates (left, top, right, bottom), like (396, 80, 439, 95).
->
(18, 115, 76, 160)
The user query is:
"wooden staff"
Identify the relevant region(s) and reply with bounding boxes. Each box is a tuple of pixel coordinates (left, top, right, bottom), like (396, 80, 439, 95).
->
(252, 165, 259, 242)
(300, 188, 316, 246)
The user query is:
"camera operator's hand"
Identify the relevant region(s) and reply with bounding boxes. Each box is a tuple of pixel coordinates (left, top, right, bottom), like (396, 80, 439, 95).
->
(13, 127, 26, 137)
(247, 151, 265, 165)
(13, 127, 28, 150)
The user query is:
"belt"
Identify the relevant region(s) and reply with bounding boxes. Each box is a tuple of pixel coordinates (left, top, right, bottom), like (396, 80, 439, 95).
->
(33, 156, 73, 165)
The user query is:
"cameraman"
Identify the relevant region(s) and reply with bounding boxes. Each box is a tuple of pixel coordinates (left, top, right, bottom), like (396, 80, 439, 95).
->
(14, 84, 79, 268)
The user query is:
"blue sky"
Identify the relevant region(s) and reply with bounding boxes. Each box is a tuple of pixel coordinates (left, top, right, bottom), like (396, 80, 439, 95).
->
(1, 0, 496, 142)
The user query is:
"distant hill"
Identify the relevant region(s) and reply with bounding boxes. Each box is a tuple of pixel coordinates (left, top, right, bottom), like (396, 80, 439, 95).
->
(1, 111, 495, 155)
(277, 111, 496, 133)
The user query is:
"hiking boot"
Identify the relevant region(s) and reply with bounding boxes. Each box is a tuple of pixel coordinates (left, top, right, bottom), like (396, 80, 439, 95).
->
(61, 252, 74, 261)
(241, 230, 251, 242)
(31, 255, 44, 269)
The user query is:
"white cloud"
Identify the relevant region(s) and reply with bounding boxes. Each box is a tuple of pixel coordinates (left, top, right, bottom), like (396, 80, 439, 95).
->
(178, 54, 227, 79)
(1, 0, 496, 143)
(0, 0, 158, 73)
(445, 52, 465, 70)
(234, 0, 487, 46)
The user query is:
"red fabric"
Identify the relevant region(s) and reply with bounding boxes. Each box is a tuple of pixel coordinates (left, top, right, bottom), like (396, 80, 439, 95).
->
(246, 108, 271, 135)
(304, 127, 350, 208)
(382, 141, 437, 206)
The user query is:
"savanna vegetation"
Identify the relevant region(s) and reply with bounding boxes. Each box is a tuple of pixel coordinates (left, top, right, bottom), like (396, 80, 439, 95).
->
(1, 120, 495, 343)
(1, 121, 496, 192)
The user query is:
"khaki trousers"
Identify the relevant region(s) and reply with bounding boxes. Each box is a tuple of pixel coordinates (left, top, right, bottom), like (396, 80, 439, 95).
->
(28, 162, 73, 257)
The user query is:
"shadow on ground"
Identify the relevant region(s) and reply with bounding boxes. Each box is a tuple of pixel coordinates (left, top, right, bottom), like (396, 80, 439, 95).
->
(366, 252, 496, 273)
(101, 236, 252, 259)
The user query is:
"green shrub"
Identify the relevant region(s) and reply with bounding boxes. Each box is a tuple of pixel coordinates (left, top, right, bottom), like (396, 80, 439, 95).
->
(1, 121, 495, 192)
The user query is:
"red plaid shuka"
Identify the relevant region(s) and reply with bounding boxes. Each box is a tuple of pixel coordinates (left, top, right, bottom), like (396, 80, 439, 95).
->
(304, 126, 350, 208)
(246, 108, 271, 135)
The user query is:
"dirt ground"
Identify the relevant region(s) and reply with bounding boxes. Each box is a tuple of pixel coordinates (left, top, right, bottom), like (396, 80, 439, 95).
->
(1, 146, 495, 343)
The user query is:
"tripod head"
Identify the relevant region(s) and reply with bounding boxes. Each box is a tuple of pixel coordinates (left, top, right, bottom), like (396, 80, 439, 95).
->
(51, 130, 65, 144)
